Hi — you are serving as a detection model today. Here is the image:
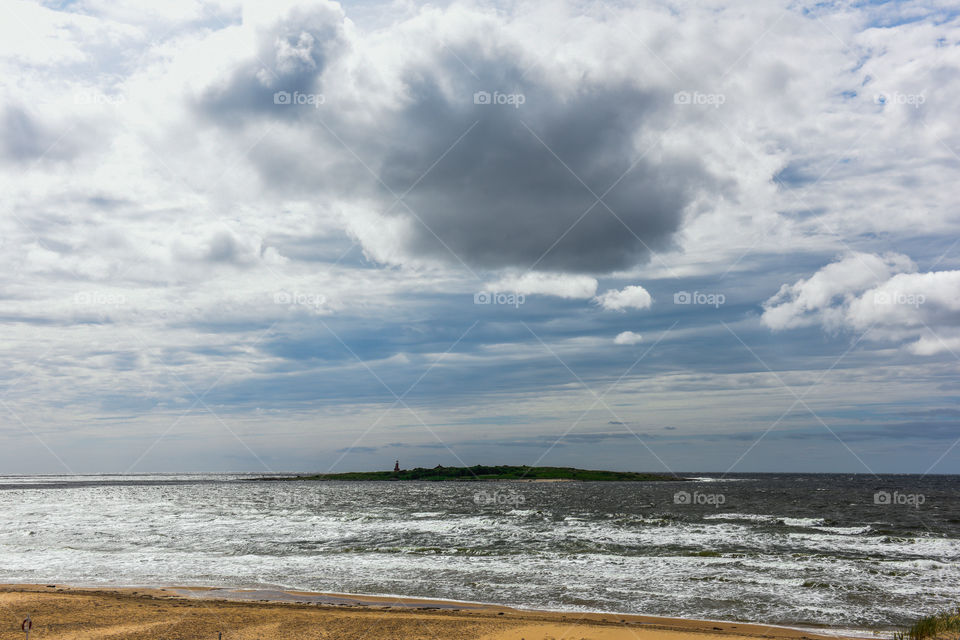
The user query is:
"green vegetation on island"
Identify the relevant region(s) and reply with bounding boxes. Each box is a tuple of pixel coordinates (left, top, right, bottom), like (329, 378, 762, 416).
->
(279, 465, 679, 482)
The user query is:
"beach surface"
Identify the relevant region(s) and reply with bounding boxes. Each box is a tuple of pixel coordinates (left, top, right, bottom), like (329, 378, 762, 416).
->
(0, 584, 863, 640)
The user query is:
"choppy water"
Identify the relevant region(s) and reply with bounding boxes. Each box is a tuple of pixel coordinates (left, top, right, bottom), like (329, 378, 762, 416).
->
(0, 473, 957, 633)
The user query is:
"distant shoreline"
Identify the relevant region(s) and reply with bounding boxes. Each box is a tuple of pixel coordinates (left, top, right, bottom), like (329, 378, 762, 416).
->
(257, 464, 684, 482)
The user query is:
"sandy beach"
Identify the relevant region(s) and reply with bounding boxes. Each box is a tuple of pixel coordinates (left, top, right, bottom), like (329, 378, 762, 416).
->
(0, 584, 864, 640)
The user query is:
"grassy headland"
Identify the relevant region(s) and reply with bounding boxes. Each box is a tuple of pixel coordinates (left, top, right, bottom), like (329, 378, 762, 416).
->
(272, 465, 679, 482)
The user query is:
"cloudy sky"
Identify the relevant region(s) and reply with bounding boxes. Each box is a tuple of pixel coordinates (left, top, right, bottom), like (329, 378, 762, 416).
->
(2, 0, 959, 475)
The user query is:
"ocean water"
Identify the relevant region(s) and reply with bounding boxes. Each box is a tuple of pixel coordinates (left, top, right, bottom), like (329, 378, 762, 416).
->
(0, 473, 957, 633)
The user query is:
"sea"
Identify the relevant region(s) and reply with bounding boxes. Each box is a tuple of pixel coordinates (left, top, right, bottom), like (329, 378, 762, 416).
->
(0, 473, 957, 635)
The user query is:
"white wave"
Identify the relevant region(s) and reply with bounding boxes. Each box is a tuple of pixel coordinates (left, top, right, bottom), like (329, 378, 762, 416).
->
(703, 512, 777, 523)
(703, 513, 831, 528)
(812, 525, 872, 535)
(782, 517, 827, 527)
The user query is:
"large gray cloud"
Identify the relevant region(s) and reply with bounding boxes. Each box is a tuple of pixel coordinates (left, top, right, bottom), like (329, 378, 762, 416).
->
(195, 3, 346, 122)
(1, 105, 89, 163)
(375, 76, 712, 273)
(192, 6, 717, 274)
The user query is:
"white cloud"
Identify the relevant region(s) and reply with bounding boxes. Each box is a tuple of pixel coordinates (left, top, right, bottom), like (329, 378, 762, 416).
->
(485, 273, 598, 299)
(909, 335, 960, 356)
(595, 285, 653, 311)
(848, 270, 960, 324)
(614, 331, 643, 345)
(763, 253, 960, 354)
(761, 252, 916, 331)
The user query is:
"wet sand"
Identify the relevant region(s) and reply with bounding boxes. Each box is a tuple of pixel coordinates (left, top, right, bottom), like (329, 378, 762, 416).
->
(0, 584, 864, 640)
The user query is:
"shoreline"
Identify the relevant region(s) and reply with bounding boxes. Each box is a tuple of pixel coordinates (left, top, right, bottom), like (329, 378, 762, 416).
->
(0, 583, 880, 640)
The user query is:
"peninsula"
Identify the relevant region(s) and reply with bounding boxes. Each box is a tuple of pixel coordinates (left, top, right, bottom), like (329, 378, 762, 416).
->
(269, 465, 680, 482)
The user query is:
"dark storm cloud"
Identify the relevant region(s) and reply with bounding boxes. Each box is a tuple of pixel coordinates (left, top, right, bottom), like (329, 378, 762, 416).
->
(377, 78, 712, 273)
(203, 231, 249, 264)
(1, 106, 84, 163)
(195, 4, 345, 122)
(2, 106, 49, 161)
(193, 13, 717, 274)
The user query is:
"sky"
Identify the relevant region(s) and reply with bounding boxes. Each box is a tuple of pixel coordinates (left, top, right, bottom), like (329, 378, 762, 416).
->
(1, 0, 959, 475)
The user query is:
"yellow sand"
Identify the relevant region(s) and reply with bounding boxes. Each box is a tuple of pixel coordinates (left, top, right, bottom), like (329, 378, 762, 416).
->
(0, 585, 860, 640)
